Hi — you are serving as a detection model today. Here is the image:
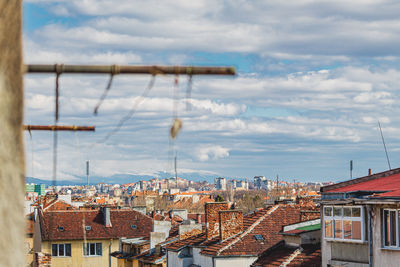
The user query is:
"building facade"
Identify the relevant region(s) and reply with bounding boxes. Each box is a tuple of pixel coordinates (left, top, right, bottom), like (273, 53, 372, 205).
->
(320, 168, 400, 267)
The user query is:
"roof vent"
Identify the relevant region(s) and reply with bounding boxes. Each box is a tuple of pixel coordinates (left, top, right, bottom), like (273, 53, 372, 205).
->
(85, 226, 92, 231)
(254, 234, 264, 240)
(58, 226, 65, 232)
(131, 224, 137, 229)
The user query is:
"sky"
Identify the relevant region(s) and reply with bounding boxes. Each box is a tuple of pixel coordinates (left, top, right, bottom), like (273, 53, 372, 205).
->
(22, 0, 400, 183)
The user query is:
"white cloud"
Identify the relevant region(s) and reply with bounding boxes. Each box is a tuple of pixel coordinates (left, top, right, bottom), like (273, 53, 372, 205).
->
(196, 145, 230, 161)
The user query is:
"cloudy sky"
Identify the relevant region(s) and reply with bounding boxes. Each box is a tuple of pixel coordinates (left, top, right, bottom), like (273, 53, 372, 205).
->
(23, 0, 400, 183)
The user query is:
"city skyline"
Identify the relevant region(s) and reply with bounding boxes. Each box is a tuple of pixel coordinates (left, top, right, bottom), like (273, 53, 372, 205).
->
(23, 1, 400, 182)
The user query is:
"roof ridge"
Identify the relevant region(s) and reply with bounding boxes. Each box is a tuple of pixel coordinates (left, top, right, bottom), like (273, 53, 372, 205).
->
(216, 205, 280, 256)
(280, 246, 303, 267)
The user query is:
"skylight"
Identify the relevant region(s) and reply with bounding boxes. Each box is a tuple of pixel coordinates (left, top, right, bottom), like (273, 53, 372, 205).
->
(254, 234, 264, 240)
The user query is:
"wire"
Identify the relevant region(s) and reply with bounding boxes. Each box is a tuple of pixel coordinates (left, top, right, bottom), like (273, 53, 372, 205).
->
(95, 74, 157, 145)
(93, 74, 115, 115)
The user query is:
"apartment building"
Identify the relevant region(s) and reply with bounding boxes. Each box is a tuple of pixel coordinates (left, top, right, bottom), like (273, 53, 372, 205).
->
(320, 168, 400, 267)
(33, 207, 153, 267)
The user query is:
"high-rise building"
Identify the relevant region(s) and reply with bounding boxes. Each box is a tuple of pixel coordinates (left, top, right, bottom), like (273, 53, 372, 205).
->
(214, 177, 227, 190)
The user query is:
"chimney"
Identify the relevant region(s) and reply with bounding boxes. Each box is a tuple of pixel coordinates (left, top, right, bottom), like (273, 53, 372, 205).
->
(368, 168, 372, 176)
(155, 244, 162, 256)
(205, 202, 229, 239)
(103, 207, 112, 227)
(219, 210, 243, 241)
(197, 214, 202, 224)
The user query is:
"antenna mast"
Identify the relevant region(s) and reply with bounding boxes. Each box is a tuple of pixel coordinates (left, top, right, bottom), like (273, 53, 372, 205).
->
(86, 160, 90, 187)
(378, 121, 391, 170)
(350, 160, 353, 179)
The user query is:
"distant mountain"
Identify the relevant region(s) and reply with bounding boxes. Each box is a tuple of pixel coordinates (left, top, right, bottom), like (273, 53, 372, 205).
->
(25, 171, 218, 186)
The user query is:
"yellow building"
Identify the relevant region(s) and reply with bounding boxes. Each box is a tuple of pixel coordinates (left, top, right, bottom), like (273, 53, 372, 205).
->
(33, 207, 153, 267)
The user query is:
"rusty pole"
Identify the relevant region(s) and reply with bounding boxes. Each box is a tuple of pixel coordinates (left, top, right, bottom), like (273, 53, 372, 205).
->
(24, 125, 95, 131)
(24, 64, 236, 76)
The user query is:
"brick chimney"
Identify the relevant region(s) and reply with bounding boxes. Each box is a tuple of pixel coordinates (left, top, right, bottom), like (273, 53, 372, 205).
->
(219, 210, 243, 241)
(196, 213, 202, 224)
(103, 207, 112, 227)
(205, 202, 229, 239)
(369, 168, 372, 176)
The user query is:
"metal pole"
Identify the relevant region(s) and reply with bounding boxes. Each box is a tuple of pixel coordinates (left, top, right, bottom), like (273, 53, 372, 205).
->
(378, 121, 391, 170)
(86, 160, 90, 187)
(350, 160, 353, 179)
(25, 64, 236, 76)
(24, 125, 95, 131)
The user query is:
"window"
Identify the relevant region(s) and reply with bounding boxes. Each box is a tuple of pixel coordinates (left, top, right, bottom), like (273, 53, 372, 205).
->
(323, 206, 364, 241)
(383, 209, 400, 248)
(83, 242, 102, 256)
(51, 244, 71, 257)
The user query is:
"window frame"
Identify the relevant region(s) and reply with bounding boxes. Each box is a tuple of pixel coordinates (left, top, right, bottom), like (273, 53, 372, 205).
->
(382, 209, 400, 249)
(323, 205, 365, 242)
(51, 243, 71, 257)
(83, 242, 103, 257)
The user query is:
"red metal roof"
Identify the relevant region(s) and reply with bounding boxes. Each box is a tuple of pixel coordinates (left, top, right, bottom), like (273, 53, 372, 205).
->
(324, 172, 400, 195)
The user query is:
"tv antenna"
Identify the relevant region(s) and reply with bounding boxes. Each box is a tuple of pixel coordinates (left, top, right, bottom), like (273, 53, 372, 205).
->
(378, 121, 391, 170)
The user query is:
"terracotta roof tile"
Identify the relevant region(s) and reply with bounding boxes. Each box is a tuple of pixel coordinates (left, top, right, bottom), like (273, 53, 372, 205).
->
(40, 209, 152, 241)
(165, 203, 317, 258)
(252, 243, 321, 267)
(201, 204, 303, 256)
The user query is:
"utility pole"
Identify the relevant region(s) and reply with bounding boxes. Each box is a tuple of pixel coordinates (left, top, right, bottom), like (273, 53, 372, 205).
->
(0, 1, 25, 266)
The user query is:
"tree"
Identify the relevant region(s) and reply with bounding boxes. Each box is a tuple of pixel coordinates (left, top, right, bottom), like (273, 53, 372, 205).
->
(215, 194, 225, 202)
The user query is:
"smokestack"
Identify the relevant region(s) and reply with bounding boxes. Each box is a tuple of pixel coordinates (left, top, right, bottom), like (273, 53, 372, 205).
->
(369, 168, 372, 176)
(103, 207, 112, 227)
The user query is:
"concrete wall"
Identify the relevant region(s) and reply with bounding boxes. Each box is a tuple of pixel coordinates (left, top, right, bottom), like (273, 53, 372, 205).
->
(150, 232, 167, 249)
(372, 206, 400, 267)
(214, 256, 258, 267)
(179, 223, 202, 236)
(153, 220, 172, 238)
(192, 248, 213, 267)
(331, 242, 368, 263)
(132, 206, 146, 215)
(167, 250, 192, 267)
(170, 209, 188, 220)
(301, 230, 321, 245)
(42, 239, 119, 267)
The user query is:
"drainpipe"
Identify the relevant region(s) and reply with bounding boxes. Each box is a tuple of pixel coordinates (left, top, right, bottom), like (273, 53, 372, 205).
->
(367, 205, 373, 267)
(109, 239, 113, 267)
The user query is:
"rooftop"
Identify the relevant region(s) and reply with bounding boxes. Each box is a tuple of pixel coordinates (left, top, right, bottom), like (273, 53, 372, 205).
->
(321, 167, 400, 198)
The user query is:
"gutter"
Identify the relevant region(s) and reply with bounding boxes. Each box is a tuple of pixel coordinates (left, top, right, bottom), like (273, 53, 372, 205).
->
(109, 239, 113, 267)
(367, 205, 373, 267)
